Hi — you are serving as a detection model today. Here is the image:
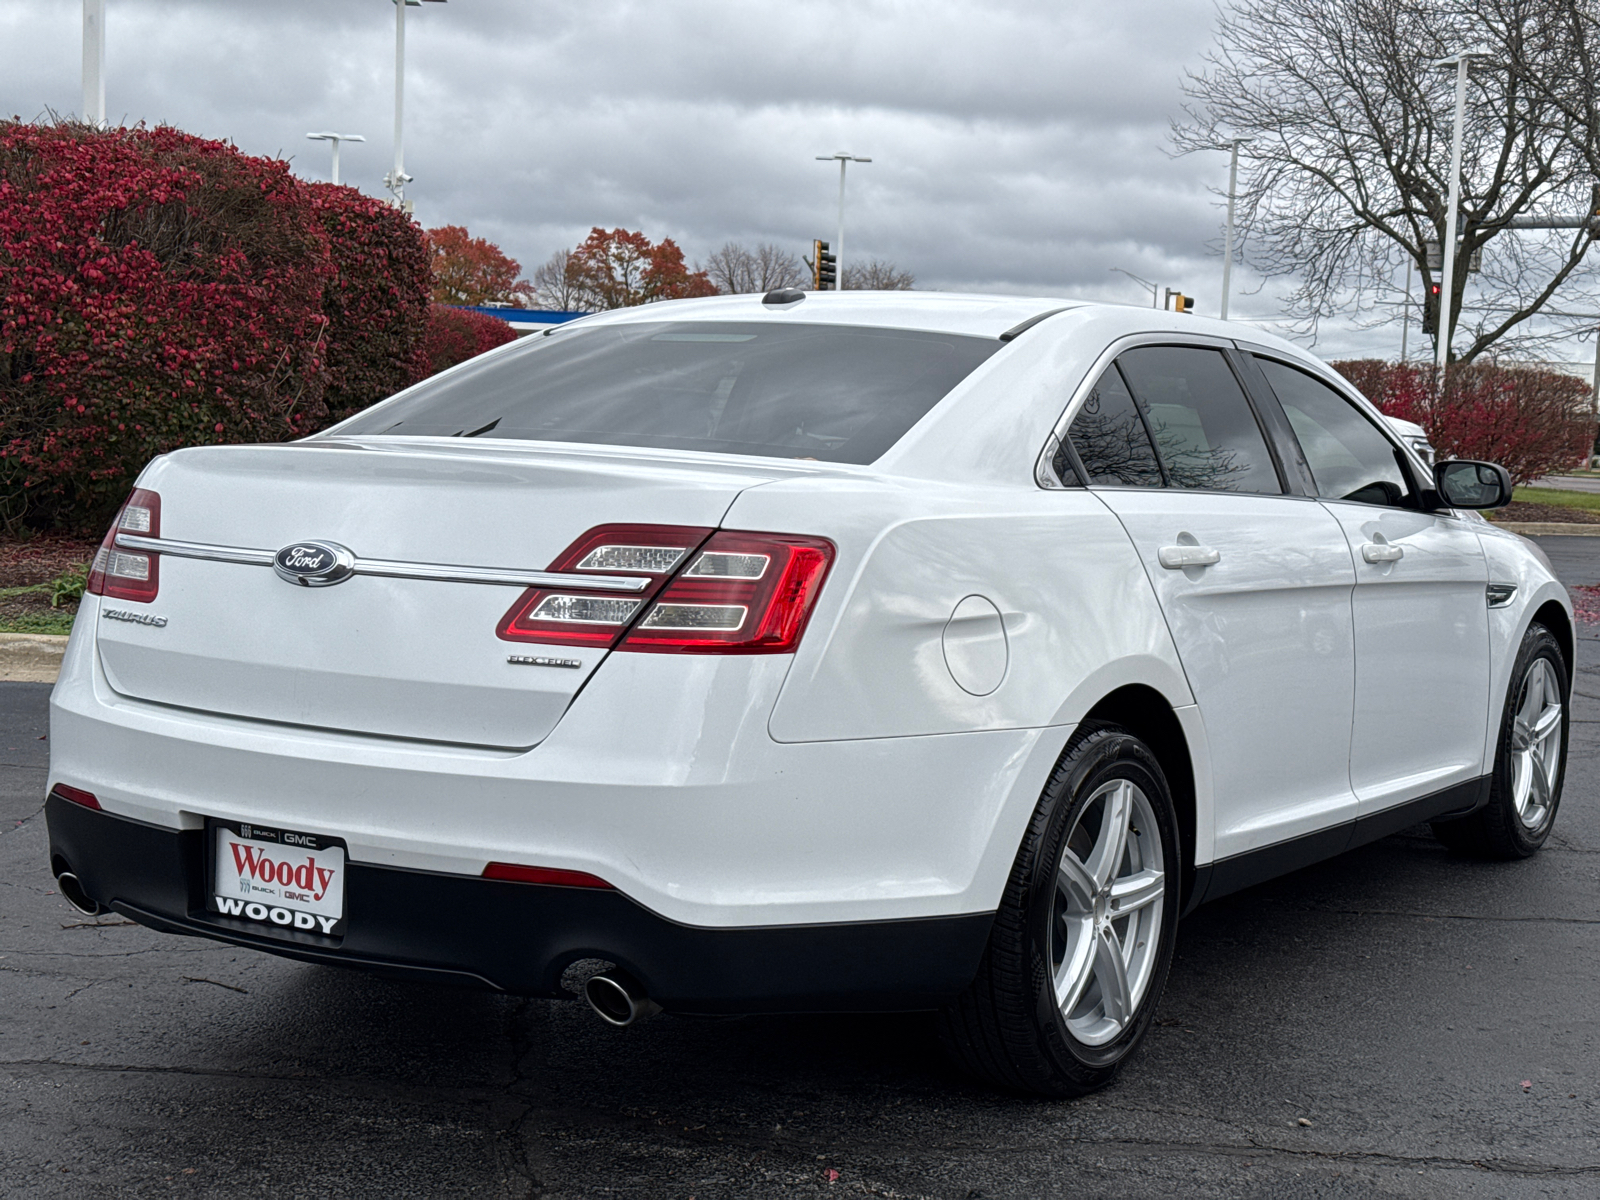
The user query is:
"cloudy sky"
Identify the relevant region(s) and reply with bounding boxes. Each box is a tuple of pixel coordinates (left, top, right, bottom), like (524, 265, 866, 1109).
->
(6, 0, 1580, 362)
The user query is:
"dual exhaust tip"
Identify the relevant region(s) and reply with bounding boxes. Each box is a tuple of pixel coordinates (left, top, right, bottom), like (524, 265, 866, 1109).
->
(583, 969, 660, 1027)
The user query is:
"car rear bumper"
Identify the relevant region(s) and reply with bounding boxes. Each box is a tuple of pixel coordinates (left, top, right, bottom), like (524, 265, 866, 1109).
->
(46, 793, 995, 1012)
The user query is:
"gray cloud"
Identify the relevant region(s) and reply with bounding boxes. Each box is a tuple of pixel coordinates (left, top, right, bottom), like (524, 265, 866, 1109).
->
(3, 0, 1555, 361)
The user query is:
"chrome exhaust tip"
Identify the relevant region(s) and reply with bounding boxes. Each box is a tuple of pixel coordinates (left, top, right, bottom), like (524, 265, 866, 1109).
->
(56, 871, 103, 916)
(583, 969, 661, 1027)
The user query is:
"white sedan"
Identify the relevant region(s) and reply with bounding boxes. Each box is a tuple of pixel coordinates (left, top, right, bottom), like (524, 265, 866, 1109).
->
(46, 291, 1570, 1096)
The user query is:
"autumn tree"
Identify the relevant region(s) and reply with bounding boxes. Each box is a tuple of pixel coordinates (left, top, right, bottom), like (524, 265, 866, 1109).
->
(535, 228, 717, 310)
(426, 224, 533, 307)
(842, 258, 915, 290)
(1175, 0, 1600, 363)
(704, 242, 806, 293)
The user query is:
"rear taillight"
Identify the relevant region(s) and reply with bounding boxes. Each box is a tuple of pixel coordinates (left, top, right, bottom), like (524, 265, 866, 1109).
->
(496, 525, 835, 655)
(496, 525, 714, 647)
(86, 488, 161, 603)
(619, 531, 834, 654)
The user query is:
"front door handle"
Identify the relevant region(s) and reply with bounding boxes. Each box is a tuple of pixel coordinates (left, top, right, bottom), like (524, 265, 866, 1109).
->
(1362, 542, 1404, 564)
(1158, 545, 1221, 569)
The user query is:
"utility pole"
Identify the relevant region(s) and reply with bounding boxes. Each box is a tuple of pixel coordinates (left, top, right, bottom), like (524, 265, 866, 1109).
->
(82, 0, 105, 126)
(815, 152, 871, 290)
(1220, 136, 1251, 320)
(1432, 46, 1489, 377)
(1400, 258, 1411, 361)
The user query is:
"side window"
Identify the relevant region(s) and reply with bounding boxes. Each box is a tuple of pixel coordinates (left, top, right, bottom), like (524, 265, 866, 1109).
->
(1116, 347, 1283, 495)
(1254, 358, 1414, 508)
(1066, 364, 1164, 487)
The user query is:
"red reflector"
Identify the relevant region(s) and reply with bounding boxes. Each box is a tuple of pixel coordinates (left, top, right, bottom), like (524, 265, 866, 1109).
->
(86, 488, 161, 604)
(619, 531, 835, 654)
(482, 862, 614, 889)
(51, 784, 101, 811)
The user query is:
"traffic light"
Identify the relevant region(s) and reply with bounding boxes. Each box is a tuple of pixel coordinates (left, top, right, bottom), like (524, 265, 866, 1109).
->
(1170, 293, 1195, 314)
(1422, 282, 1441, 335)
(812, 240, 836, 290)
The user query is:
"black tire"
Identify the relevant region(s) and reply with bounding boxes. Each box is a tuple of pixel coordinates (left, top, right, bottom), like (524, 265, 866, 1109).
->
(939, 722, 1180, 1097)
(1432, 622, 1568, 860)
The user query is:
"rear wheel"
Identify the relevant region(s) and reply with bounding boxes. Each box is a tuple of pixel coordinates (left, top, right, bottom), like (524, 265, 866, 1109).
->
(940, 723, 1180, 1096)
(1432, 622, 1568, 859)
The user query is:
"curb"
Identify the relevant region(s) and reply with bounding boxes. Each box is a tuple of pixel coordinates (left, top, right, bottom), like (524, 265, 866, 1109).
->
(0, 633, 68, 684)
(1491, 522, 1600, 537)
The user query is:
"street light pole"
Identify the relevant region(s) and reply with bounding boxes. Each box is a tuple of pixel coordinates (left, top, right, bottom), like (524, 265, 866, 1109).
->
(815, 152, 871, 290)
(307, 132, 365, 186)
(1220, 136, 1251, 320)
(388, 0, 409, 207)
(1432, 46, 1488, 377)
(1109, 267, 1161, 308)
(384, 0, 444, 211)
(82, 0, 105, 126)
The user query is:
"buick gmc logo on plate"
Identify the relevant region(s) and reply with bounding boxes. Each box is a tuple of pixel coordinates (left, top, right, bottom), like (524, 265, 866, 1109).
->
(273, 540, 355, 587)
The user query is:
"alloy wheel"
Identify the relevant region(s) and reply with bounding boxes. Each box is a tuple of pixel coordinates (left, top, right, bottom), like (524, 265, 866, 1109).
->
(1050, 778, 1166, 1047)
(1509, 656, 1563, 831)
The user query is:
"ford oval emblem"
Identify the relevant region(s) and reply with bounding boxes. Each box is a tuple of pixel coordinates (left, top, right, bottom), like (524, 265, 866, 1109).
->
(273, 541, 356, 587)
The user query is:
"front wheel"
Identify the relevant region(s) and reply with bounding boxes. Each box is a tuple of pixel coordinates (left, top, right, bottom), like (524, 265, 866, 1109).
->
(1432, 622, 1568, 859)
(939, 723, 1180, 1096)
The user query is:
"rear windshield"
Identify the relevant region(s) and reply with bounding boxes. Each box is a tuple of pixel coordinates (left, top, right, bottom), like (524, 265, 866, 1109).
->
(334, 321, 1003, 463)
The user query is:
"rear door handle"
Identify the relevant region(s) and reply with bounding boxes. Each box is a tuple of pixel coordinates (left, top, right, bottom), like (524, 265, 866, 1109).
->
(1361, 542, 1404, 563)
(1158, 545, 1221, 569)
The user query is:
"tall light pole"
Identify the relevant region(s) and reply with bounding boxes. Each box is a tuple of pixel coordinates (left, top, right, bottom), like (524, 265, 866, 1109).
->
(815, 152, 871, 290)
(1431, 46, 1489, 376)
(385, 0, 446, 212)
(1220, 136, 1252, 320)
(307, 132, 365, 186)
(82, 0, 105, 126)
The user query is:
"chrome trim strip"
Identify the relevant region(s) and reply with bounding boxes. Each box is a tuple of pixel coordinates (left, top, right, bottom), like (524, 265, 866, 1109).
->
(115, 534, 274, 567)
(114, 534, 651, 592)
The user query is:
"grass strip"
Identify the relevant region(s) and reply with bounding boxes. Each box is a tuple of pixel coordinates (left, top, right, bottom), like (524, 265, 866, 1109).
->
(1511, 486, 1600, 512)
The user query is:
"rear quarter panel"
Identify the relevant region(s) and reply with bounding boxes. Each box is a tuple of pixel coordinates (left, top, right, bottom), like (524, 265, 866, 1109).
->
(722, 478, 1193, 742)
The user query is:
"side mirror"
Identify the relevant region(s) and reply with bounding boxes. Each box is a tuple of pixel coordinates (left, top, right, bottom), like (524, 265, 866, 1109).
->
(1434, 460, 1513, 509)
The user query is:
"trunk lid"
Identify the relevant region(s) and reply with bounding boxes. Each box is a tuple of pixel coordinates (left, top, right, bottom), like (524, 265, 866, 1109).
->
(96, 438, 788, 748)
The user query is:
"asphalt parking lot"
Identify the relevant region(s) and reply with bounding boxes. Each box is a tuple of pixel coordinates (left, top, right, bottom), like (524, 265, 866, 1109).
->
(2, 539, 1597, 1199)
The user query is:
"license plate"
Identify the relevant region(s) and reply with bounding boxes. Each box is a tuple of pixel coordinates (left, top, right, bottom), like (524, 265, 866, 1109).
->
(208, 820, 346, 938)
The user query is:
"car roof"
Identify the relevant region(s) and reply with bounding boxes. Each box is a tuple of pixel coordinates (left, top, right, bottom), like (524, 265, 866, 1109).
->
(565, 290, 1319, 361)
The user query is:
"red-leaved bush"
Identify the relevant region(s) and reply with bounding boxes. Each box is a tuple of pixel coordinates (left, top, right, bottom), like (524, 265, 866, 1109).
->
(309, 183, 432, 425)
(1330, 359, 1593, 484)
(422, 305, 517, 377)
(0, 120, 432, 533)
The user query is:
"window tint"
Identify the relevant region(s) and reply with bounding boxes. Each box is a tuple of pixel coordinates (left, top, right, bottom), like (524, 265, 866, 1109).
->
(1116, 347, 1282, 494)
(1255, 359, 1413, 507)
(1066, 364, 1163, 487)
(335, 322, 1003, 465)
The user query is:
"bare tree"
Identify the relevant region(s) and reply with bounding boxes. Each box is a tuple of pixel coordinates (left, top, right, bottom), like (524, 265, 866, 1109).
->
(531, 248, 588, 311)
(1175, 0, 1600, 363)
(842, 259, 915, 290)
(704, 242, 807, 293)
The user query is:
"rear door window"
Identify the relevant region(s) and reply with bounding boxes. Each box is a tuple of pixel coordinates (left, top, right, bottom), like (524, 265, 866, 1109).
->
(1116, 346, 1283, 494)
(1253, 358, 1415, 508)
(334, 321, 1003, 465)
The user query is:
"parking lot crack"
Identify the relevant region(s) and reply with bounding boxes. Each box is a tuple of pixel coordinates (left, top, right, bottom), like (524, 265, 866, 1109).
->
(493, 996, 546, 1198)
